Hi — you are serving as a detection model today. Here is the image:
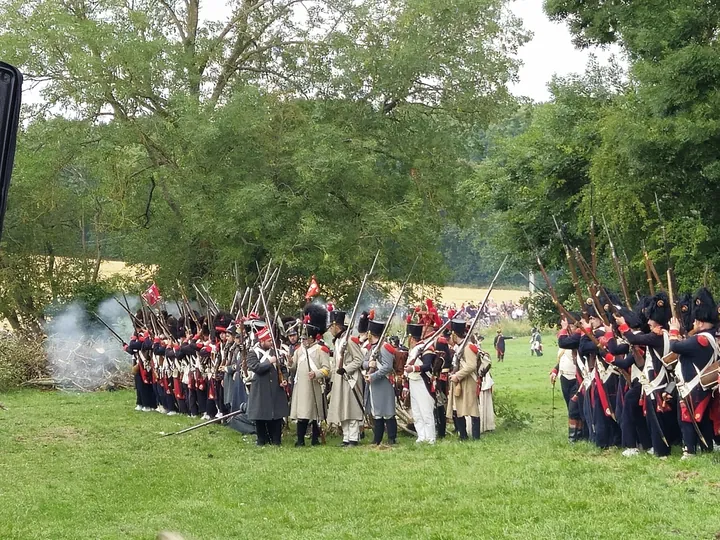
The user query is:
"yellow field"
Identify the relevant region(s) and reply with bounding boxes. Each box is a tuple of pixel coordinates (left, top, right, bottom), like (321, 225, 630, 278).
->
(438, 285, 527, 306)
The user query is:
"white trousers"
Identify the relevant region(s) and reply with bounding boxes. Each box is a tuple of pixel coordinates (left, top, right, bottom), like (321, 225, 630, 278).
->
(341, 419, 360, 442)
(409, 378, 436, 443)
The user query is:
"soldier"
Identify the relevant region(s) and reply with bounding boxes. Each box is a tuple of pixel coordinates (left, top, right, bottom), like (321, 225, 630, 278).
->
(493, 329, 513, 362)
(669, 288, 718, 458)
(363, 317, 398, 445)
(615, 291, 678, 458)
(555, 314, 588, 442)
(327, 310, 366, 447)
(288, 304, 331, 447)
(603, 302, 652, 456)
(446, 319, 480, 440)
(246, 326, 289, 446)
(403, 323, 437, 444)
(433, 331, 453, 438)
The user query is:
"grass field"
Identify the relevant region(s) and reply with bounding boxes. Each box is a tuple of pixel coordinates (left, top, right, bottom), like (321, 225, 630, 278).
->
(3, 336, 720, 540)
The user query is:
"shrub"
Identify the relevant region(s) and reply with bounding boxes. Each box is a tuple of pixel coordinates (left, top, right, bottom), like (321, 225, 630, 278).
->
(0, 332, 47, 391)
(494, 391, 533, 430)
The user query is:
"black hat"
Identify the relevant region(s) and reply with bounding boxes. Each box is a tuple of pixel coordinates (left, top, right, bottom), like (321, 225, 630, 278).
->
(407, 323, 423, 340)
(599, 289, 622, 316)
(647, 291, 671, 327)
(329, 310, 347, 326)
(368, 319, 386, 336)
(303, 303, 328, 338)
(692, 287, 718, 324)
(451, 318, 467, 337)
(619, 306, 641, 329)
(584, 298, 600, 319)
(357, 311, 370, 334)
(677, 293, 693, 333)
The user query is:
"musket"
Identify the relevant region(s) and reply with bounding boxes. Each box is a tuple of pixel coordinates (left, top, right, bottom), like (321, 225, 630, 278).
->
(235, 287, 250, 321)
(177, 280, 201, 330)
(368, 256, 419, 370)
(602, 214, 632, 309)
(257, 288, 286, 390)
(573, 248, 611, 327)
(452, 255, 508, 371)
(115, 297, 144, 329)
(201, 284, 221, 316)
(92, 312, 127, 346)
(590, 184, 597, 275)
(553, 215, 588, 318)
(336, 250, 380, 370)
(160, 409, 245, 437)
(655, 193, 678, 319)
(641, 242, 656, 295)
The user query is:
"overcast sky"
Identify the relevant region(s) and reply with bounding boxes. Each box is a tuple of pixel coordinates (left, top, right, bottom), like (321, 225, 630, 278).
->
(508, 0, 623, 101)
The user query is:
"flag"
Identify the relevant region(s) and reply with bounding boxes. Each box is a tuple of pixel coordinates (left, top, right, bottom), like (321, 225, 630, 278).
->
(142, 283, 162, 306)
(305, 275, 320, 300)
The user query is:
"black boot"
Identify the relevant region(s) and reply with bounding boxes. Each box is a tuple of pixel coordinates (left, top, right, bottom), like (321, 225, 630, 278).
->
(456, 416, 468, 441)
(471, 417, 480, 440)
(373, 418, 385, 445)
(386, 417, 398, 445)
(311, 421, 322, 446)
(296, 420, 308, 447)
(436, 406, 447, 439)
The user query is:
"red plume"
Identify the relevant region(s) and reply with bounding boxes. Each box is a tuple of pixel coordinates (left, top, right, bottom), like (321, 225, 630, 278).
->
(426, 298, 434, 311)
(368, 309, 375, 320)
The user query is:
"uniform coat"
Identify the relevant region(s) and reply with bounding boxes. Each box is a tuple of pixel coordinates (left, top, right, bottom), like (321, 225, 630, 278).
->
(447, 342, 479, 418)
(363, 342, 397, 418)
(327, 335, 366, 424)
(289, 342, 331, 421)
(246, 346, 289, 421)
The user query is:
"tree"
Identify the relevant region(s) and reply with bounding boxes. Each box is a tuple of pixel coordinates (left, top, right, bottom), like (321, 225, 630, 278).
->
(0, 0, 529, 330)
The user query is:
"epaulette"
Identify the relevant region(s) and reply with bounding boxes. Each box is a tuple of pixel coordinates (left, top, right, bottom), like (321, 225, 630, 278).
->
(350, 336, 360, 345)
(697, 334, 710, 347)
(469, 343, 479, 354)
(383, 342, 396, 354)
(320, 345, 330, 354)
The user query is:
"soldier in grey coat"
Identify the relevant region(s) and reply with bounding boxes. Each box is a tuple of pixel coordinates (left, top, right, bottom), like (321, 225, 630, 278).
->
(246, 326, 289, 446)
(327, 310, 366, 446)
(363, 318, 398, 445)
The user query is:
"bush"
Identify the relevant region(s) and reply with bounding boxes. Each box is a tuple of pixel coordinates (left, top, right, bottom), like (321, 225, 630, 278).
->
(494, 391, 533, 430)
(0, 332, 47, 391)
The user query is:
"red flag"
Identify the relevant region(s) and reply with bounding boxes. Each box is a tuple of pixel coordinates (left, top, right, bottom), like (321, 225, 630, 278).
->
(142, 283, 162, 306)
(305, 275, 320, 300)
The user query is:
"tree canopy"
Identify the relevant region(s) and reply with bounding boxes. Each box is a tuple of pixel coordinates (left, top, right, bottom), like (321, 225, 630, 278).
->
(0, 0, 528, 331)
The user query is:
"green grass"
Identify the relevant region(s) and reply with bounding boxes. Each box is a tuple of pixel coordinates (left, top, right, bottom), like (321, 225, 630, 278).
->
(2, 336, 720, 539)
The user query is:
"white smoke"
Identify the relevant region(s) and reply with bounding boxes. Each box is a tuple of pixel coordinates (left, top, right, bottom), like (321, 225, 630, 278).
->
(43, 299, 136, 391)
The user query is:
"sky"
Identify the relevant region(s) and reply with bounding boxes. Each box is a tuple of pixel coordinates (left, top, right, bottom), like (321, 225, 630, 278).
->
(508, 0, 623, 101)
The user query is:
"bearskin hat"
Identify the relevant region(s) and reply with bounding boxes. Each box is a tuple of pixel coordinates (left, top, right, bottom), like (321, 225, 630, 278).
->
(302, 303, 328, 339)
(646, 291, 671, 327)
(692, 287, 718, 324)
(618, 306, 641, 330)
(676, 293, 693, 333)
(598, 289, 622, 319)
(357, 310, 371, 334)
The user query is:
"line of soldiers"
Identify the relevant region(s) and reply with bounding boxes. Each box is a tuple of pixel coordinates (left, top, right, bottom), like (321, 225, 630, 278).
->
(124, 300, 496, 446)
(550, 288, 720, 460)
